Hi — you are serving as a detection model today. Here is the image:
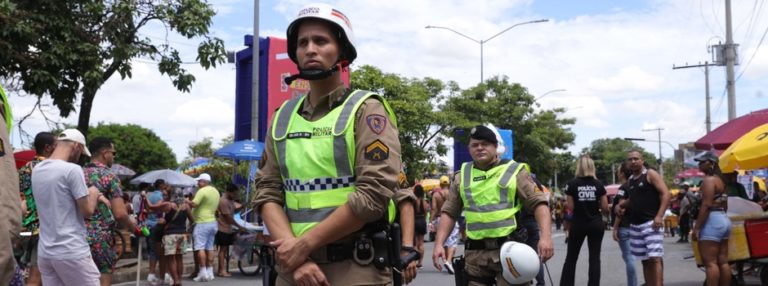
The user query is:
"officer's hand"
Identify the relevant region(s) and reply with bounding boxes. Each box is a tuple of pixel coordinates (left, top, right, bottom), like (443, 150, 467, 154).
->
(537, 237, 554, 262)
(272, 237, 309, 272)
(432, 245, 445, 271)
(293, 261, 330, 286)
(400, 251, 418, 284)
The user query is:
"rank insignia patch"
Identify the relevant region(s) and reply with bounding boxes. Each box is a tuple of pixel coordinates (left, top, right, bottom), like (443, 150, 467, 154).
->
(366, 114, 387, 135)
(364, 139, 389, 161)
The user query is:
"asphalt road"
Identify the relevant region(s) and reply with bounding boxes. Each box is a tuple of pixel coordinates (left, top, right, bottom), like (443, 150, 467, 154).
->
(115, 228, 765, 285)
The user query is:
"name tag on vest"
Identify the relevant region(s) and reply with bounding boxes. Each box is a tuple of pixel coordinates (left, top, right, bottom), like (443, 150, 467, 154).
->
(473, 176, 486, 182)
(287, 132, 312, 139)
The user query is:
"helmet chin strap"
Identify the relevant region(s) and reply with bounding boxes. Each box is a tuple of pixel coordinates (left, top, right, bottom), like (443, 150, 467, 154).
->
(284, 60, 348, 85)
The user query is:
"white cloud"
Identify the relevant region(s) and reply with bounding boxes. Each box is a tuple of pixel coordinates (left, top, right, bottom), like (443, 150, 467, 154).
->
(10, 0, 768, 165)
(170, 97, 234, 125)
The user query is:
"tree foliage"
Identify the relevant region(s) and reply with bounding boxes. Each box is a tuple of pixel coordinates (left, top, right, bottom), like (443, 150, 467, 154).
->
(351, 65, 461, 182)
(0, 0, 226, 136)
(88, 122, 177, 174)
(580, 138, 657, 184)
(443, 76, 577, 185)
(179, 135, 250, 193)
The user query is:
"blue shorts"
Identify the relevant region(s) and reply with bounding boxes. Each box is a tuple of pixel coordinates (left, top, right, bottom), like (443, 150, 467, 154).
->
(700, 211, 732, 242)
(193, 222, 218, 251)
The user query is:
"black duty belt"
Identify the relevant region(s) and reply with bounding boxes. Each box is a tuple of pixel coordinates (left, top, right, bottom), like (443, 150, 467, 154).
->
(309, 242, 355, 263)
(465, 237, 508, 250)
(709, 207, 726, 212)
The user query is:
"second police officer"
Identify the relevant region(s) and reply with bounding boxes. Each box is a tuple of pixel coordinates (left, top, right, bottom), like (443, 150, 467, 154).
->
(432, 125, 554, 286)
(253, 3, 404, 286)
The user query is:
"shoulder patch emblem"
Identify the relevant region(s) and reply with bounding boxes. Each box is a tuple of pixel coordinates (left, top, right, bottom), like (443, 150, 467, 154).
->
(366, 114, 387, 135)
(364, 139, 389, 161)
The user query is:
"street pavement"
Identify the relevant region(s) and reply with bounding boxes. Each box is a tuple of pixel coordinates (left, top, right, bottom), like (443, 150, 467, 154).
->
(115, 228, 764, 285)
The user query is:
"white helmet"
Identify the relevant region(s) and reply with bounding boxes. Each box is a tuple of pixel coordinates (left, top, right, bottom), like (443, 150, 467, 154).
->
(286, 3, 356, 67)
(486, 124, 506, 156)
(499, 241, 540, 284)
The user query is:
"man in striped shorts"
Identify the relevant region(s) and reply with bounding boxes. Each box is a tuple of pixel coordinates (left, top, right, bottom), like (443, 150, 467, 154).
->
(618, 150, 670, 286)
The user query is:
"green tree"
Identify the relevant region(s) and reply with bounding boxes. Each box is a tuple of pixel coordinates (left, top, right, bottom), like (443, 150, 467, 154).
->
(552, 152, 577, 193)
(88, 122, 177, 174)
(443, 75, 576, 185)
(187, 137, 215, 159)
(351, 65, 462, 182)
(580, 138, 657, 184)
(0, 0, 226, 136)
(662, 158, 682, 187)
(180, 135, 251, 193)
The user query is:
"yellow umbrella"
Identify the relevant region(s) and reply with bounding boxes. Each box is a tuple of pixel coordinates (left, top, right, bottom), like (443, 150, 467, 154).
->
(720, 123, 768, 172)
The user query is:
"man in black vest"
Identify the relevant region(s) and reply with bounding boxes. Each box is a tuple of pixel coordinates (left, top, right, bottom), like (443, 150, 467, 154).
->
(619, 150, 670, 286)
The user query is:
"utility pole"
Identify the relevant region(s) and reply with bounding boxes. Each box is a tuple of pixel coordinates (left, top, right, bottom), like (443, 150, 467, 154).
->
(672, 61, 714, 132)
(251, 0, 260, 140)
(642, 128, 665, 178)
(725, 0, 737, 120)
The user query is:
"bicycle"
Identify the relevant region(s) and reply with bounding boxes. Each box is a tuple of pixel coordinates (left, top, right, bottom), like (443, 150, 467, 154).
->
(237, 241, 267, 276)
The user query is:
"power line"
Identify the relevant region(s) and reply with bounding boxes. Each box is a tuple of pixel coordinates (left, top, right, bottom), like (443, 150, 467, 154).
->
(736, 15, 768, 81)
(701, 0, 720, 36)
(740, 0, 763, 47)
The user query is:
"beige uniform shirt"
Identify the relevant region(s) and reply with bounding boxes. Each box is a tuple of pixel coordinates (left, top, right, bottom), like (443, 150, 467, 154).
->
(0, 97, 21, 284)
(441, 160, 547, 219)
(253, 84, 401, 224)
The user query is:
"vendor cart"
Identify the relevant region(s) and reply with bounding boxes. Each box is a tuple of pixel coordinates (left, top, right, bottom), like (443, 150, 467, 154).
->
(692, 212, 768, 285)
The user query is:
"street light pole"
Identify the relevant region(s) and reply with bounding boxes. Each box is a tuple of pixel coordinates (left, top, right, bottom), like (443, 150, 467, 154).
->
(535, 89, 567, 101)
(426, 19, 548, 84)
(625, 129, 667, 178)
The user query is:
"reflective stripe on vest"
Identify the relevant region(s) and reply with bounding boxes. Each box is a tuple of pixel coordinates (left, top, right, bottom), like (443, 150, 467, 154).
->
(271, 90, 397, 237)
(459, 161, 528, 240)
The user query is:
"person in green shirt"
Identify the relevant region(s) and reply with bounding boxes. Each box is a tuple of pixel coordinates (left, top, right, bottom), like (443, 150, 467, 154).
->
(185, 173, 220, 282)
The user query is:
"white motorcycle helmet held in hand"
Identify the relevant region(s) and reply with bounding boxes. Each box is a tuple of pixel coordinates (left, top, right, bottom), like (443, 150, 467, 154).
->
(499, 241, 540, 284)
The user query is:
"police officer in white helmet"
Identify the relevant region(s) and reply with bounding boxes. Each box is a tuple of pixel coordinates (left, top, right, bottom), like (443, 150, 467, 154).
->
(253, 3, 405, 286)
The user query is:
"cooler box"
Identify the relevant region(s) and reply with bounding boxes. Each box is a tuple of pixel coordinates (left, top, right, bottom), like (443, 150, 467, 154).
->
(745, 218, 768, 258)
(692, 222, 750, 266)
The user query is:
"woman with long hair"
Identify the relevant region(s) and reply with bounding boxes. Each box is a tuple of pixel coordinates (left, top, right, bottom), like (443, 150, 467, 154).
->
(611, 162, 637, 286)
(692, 152, 732, 286)
(560, 154, 610, 286)
(412, 185, 427, 268)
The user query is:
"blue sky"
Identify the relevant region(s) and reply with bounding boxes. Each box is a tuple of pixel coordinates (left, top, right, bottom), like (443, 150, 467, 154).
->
(8, 0, 768, 166)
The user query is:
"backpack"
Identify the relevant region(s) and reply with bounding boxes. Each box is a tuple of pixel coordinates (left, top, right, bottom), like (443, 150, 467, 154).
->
(687, 193, 702, 220)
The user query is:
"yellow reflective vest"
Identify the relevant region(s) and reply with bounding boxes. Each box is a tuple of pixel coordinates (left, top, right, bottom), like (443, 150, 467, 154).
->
(271, 90, 396, 237)
(459, 161, 529, 240)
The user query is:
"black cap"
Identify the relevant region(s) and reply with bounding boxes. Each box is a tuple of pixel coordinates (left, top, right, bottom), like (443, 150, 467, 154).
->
(694, 151, 719, 164)
(469, 125, 498, 144)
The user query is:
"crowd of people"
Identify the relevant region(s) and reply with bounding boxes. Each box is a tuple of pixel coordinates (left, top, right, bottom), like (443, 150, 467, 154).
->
(8, 128, 256, 286)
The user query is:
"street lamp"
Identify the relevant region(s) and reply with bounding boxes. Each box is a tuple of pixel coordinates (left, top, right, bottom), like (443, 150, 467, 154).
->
(426, 19, 549, 84)
(535, 89, 567, 101)
(624, 131, 674, 178)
